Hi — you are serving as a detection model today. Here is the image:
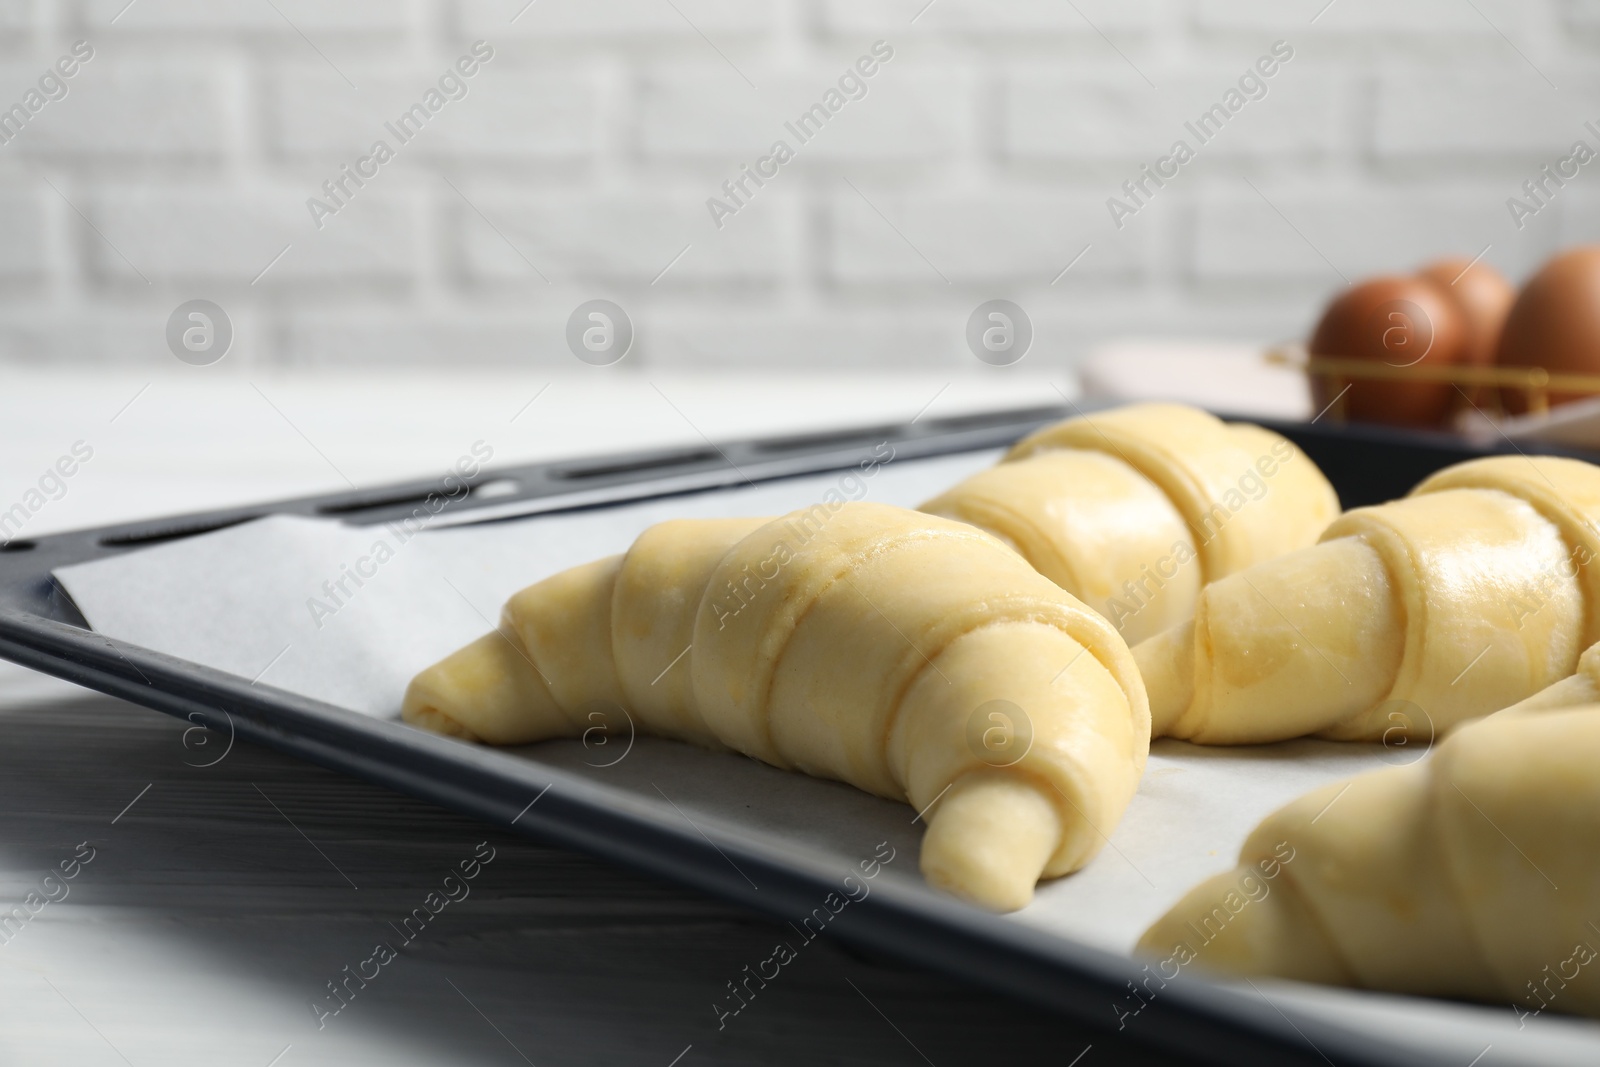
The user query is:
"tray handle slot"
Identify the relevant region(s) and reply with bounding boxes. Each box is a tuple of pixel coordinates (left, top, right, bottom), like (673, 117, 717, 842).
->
(750, 426, 901, 454)
(99, 516, 257, 548)
(551, 449, 721, 480)
(317, 476, 526, 517)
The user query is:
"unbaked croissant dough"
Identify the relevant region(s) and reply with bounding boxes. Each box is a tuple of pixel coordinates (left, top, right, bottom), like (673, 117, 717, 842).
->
(403, 502, 1149, 911)
(919, 403, 1339, 645)
(1137, 702, 1600, 1018)
(1495, 638, 1600, 717)
(1135, 455, 1600, 744)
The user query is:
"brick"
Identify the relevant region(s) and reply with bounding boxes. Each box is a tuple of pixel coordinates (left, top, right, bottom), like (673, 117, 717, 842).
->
(1375, 72, 1586, 159)
(1003, 70, 1338, 161)
(452, 0, 773, 40)
(0, 0, 28, 34)
(83, 189, 416, 286)
(636, 68, 962, 163)
(0, 192, 44, 283)
(826, 191, 1147, 286)
(452, 190, 785, 285)
(78, 0, 408, 32)
(646, 312, 957, 367)
(1193, 0, 1516, 31)
(0, 306, 268, 365)
(1571, 0, 1600, 29)
(643, 303, 1267, 375)
(818, 0, 1153, 36)
(278, 312, 572, 367)
(1192, 188, 1554, 285)
(267, 70, 597, 163)
(1060, 302, 1324, 354)
(0, 64, 227, 159)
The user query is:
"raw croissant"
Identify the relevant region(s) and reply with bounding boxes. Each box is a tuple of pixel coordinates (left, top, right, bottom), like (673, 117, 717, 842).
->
(403, 502, 1150, 911)
(1495, 638, 1600, 717)
(1135, 455, 1600, 744)
(919, 403, 1339, 645)
(1137, 702, 1600, 1019)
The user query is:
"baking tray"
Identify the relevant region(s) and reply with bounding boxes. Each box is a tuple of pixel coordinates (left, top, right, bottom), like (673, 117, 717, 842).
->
(0, 403, 1590, 1067)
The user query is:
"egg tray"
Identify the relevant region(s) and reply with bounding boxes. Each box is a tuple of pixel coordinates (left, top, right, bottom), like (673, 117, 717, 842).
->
(1271, 342, 1600, 420)
(0, 404, 1584, 1067)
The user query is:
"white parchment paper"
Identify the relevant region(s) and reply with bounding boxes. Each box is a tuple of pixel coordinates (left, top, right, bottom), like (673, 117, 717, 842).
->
(52, 452, 1600, 1064)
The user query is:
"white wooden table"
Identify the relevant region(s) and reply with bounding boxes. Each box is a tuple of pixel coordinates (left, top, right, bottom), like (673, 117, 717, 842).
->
(0, 370, 1184, 1066)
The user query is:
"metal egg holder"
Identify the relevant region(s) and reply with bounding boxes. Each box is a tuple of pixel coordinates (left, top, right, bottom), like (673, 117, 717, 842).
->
(1267, 343, 1600, 422)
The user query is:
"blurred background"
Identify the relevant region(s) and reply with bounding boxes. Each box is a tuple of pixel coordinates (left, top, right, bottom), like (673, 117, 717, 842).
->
(0, 0, 1590, 372)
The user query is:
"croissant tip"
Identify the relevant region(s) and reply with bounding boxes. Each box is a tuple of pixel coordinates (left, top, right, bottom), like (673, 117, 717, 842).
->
(921, 863, 1035, 913)
(917, 770, 1062, 913)
(1137, 866, 1357, 987)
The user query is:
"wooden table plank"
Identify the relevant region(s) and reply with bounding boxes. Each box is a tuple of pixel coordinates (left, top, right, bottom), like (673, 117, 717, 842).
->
(0, 686, 1182, 1066)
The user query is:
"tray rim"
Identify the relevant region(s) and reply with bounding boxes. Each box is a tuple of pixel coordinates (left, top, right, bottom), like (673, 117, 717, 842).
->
(0, 402, 1577, 1067)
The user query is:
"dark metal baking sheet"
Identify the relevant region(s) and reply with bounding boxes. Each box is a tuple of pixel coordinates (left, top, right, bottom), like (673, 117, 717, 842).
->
(0, 403, 1589, 1067)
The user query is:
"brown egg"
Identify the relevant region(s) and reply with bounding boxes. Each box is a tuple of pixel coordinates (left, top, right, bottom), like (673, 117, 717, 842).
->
(1496, 246, 1600, 413)
(1417, 257, 1515, 368)
(1308, 276, 1470, 427)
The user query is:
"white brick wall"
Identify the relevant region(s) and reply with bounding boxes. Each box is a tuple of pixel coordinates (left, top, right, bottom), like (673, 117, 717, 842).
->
(1003, 73, 1342, 160)
(1373, 73, 1588, 159)
(819, 0, 1157, 37)
(452, 0, 775, 41)
(826, 191, 1143, 284)
(636, 69, 966, 164)
(455, 191, 784, 284)
(0, 192, 44, 281)
(266, 70, 601, 164)
(1192, 187, 1566, 291)
(3, 63, 228, 158)
(0, 0, 1596, 370)
(76, 0, 411, 34)
(0, 0, 31, 35)
(85, 188, 417, 286)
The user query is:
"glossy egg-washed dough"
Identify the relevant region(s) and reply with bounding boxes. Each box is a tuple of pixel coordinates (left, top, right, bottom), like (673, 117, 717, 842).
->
(1135, 455, 1600, 744)
(920, 404, 1339, 645)
(403, 503, 1149, 912)
(1138, 700, 1600, 1018)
